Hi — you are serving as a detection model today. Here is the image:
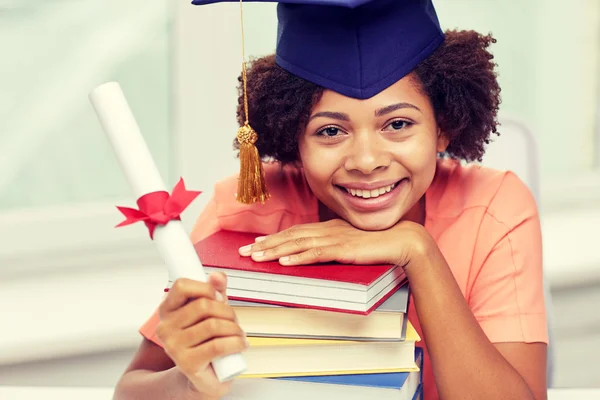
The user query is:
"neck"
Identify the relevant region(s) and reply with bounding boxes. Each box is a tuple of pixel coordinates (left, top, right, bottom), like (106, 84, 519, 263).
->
(318, 200, 339, 222)
(403, 194, 426, 225)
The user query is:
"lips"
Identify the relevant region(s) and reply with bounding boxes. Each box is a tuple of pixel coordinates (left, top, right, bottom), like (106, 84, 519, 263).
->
(334, 178, 408, 212)
(342, 182, 398, 199)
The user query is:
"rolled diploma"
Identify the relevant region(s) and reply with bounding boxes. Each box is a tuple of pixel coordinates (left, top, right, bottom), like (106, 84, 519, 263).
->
(89, 82, 247, 382)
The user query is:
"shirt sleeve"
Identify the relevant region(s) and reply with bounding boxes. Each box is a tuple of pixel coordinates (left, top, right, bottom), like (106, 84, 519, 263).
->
(468, 172, 549, 344)
(190, 193, 222, 244)
(139, 192, 222, 347)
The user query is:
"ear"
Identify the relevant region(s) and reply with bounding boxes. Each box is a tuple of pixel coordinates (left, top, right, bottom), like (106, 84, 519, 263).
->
(436, 128, 449, 153)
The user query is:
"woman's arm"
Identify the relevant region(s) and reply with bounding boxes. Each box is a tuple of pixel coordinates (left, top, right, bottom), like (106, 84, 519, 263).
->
(113, 338, 207, 400)
(241, 216, 548, 399)
(406, 230, 547, 400)
(113, 274, 247, 400)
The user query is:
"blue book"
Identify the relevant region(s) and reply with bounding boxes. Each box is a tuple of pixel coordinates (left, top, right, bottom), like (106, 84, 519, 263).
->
(226, 348, 423, 400)
(275, 368, 414, 389)
(275, 347, 423, 386)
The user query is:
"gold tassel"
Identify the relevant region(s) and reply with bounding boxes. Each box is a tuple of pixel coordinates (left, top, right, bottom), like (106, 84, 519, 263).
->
(237, 123, 269, 204)
(236, 0, 269, 204)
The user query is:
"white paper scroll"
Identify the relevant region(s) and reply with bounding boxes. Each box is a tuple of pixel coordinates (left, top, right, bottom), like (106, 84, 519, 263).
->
(89, 82, 247, 382)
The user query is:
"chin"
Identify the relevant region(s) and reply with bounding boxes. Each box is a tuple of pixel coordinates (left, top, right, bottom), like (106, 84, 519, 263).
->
(344, 210, 403, 231)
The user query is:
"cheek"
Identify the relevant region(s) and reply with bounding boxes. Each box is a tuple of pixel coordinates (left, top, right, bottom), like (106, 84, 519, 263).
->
(298, 142, 337, 193)
(393, 134, 439, 175)
(413, 138, 439, 194)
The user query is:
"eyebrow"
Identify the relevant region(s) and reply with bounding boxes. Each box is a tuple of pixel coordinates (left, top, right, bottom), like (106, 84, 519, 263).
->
(309, 111, 350, 121)
(309, 102, 421, 122)
(375, 102, 421, 116)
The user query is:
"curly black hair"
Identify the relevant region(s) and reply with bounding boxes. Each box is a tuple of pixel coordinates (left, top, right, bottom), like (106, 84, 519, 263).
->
(235, 30, 501, 163)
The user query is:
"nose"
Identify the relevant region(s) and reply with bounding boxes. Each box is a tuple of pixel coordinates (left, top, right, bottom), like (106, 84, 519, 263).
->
(343, 132, 391, 175)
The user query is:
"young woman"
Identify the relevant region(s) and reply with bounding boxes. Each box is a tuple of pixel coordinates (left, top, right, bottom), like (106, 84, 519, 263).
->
(113, 1, 548, 399)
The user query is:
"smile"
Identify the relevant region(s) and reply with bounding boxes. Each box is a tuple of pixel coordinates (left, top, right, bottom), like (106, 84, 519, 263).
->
(334, 178, 408, 212)
(342, 182, 398, 199)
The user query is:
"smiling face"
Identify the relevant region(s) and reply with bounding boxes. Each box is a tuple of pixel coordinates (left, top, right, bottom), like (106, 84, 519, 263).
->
(298, 73, 449, 231)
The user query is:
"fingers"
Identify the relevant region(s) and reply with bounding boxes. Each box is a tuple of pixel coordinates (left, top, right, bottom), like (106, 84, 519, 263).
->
(237, 225, 324, 256)
(155, 276, 247, 396)
(156, 278, 248, 376)
(165, 296, 237, 329)
(177, 336, 250, 378)
(192, 336, 250, 369)
(207, 272, 228, 303)
(277, 245, 341, 265)
(207, 272, 227, 292)
(172, 317, 246, 348)
(252, 236, 338, 263)
(159, 278, 218, 317)
(239, 220, 347, 259)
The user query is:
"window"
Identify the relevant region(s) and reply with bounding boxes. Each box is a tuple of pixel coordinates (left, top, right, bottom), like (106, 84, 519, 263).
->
(434, 0, 600, 210)
(0, 1, 174, 267)
(179, 0, 600, 210)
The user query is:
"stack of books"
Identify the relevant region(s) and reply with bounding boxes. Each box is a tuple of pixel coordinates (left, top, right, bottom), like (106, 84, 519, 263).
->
(195, 230, 423, 399)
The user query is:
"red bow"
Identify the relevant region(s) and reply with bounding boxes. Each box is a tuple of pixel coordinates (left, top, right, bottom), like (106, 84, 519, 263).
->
(116, 178, 201, 239)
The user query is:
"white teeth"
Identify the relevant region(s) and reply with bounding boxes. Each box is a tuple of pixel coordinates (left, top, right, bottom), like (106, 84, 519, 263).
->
(345, 182, 398, 199)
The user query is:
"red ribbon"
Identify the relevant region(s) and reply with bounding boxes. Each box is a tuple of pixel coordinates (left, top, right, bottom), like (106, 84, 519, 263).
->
(116, 178, 201, 239)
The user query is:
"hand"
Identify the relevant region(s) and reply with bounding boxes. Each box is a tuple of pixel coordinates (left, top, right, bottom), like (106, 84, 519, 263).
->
(156, 274, 249, 399)
(238, 219, 429, 268)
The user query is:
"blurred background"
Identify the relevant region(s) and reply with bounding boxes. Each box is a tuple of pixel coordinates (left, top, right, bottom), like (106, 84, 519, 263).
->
(0, 0, 599, 390)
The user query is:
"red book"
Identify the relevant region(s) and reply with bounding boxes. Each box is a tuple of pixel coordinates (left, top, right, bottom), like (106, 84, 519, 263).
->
(194, 230, 406, 314)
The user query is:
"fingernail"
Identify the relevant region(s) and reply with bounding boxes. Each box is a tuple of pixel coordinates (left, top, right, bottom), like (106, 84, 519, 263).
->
(252, 251, 264, 259)
(215, 292, 224, 302)
(255, 236, 266, 242)
(239, 245, 252, 255)
(279, 256, 290, 264)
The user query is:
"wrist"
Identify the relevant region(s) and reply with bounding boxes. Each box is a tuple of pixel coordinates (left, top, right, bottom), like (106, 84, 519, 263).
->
(178, 368, 227, 400)
(402, 223, 438, 278)
(184, 380, 205, 400)
(171, 368, 208, 400)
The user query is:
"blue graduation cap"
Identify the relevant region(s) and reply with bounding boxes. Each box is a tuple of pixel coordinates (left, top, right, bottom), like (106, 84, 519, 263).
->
(191, 0, 445, 100)
(190, 0, 444, 204)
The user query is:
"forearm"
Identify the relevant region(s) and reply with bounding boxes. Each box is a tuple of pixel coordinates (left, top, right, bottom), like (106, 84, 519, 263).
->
(113, 367, 211, 400)
(405, 236, 535, 400)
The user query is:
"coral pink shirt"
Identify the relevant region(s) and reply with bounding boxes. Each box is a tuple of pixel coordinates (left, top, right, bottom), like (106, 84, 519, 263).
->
(140, 158, 548, 400)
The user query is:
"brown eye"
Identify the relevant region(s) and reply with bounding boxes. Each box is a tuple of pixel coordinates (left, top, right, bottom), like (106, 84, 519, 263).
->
(316, 126, 342, 137)
(384, 120, 410, 131)
(324, 127, 339, 136)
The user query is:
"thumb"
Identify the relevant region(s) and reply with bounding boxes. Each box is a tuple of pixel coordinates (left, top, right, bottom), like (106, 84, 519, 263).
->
(207, 272, 228, 302)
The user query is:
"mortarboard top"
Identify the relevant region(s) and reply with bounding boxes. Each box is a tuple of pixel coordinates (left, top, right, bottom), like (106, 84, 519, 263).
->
(189, 0, 445, 204)
(191, 0, 445, 100)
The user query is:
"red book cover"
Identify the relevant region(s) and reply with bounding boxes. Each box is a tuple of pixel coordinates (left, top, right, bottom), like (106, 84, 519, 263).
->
(194, 230, 395, 286)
